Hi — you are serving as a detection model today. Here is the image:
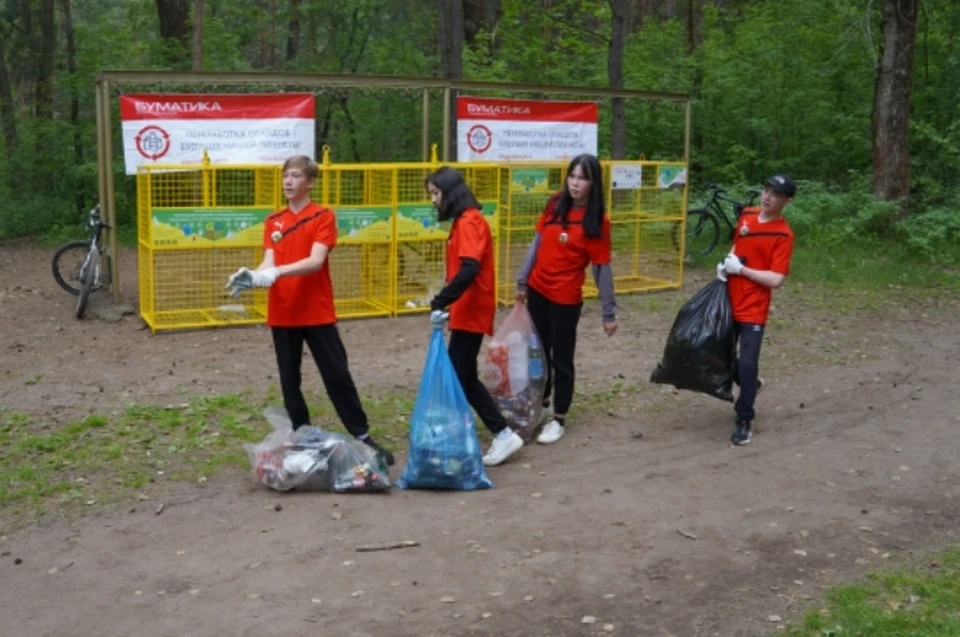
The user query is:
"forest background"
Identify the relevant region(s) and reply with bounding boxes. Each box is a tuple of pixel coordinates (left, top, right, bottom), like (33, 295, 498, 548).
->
(0, 0, 956, 269)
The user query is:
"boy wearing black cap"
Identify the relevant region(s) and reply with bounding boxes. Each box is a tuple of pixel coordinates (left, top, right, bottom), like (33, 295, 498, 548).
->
(718, 175, 796, 446)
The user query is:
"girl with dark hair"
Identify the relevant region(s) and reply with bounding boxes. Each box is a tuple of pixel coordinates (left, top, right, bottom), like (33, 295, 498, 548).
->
(515, 154, 619, 445)
(426, 166, 525, 467)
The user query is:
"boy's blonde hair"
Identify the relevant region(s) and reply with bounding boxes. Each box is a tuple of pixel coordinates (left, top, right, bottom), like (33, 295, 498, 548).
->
(282, 155, 319, 180)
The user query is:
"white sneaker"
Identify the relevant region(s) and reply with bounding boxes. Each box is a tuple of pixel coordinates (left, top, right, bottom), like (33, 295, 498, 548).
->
(482, 431, 524, 466)
(537, 420, 565, 444)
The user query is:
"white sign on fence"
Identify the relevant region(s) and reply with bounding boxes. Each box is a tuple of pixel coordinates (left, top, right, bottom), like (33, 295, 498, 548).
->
(611, 164, 643, 189)
(119, 93, 316, 174)
(456, 96, 598, 162)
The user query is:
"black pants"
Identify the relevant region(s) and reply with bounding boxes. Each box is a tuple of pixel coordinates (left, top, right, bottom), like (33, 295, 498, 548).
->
(448, 329, 508, 435)
(525, 286, 582, 415)
(733, 323, 765, 423)
(271, 324, 369, 437)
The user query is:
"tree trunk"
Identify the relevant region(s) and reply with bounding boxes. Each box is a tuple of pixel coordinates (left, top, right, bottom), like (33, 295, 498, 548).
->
(871, 0, 918, 207)
(0, 32, 17, 154)
(192, 0, 203, 70)
(286, 0, 302, 64)
(660, 0, 676, 20)
(36, 0, 55, 120)
(482, 0, 502, 35)
(609, 0, 628, 159)
(684, 0, 699, 53)
(62, 0, 84, 212)
(438, 0, 465, 159)
(156, 0, 191, 65)
(629, 0, 642, 32)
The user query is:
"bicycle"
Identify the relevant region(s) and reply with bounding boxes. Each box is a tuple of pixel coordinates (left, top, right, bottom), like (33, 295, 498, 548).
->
(675, 181, 760, 257)
(51, 203, 111, 319)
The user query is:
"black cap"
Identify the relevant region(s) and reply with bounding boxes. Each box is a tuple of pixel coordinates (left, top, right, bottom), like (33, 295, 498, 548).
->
(765, 174, 796, 197)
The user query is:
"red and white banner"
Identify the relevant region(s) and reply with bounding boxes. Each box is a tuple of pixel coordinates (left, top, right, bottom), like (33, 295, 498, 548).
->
(119, 93, 315, 174)
(456, 96, 598, 162)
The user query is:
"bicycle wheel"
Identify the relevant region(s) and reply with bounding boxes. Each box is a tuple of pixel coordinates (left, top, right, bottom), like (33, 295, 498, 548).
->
(52, 240, 90, 296)
(75, 252, 98, 319)
(683, 209, 720, 257)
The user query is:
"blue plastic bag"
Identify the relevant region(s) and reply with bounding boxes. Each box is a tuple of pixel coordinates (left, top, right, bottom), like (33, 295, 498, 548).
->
(397, 327, 494, 491)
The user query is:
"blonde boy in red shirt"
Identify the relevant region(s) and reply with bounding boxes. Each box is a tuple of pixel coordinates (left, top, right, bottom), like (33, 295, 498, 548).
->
(719, 174, 796, 446)
(226, 155, 393, 466)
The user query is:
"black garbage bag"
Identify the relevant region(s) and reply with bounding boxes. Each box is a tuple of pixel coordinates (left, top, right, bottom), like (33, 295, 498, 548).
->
(650, 279, 736, 401)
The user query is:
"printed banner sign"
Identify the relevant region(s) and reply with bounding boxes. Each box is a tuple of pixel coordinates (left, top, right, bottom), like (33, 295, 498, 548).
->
(397, 203, 499, 239)
(397, 204, 446, 239)
(120, 93, 316, 174)
(150, 208, 273, 247)
(510, 168, 550, 194)
(611, 164, 643, 190)
(456, 96, 598, 162)
(657, 165, 688, 189)
(337, 206, 393, 243)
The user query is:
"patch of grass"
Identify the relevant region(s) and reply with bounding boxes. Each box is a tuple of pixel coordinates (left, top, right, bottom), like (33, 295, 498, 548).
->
(0, 389, 423, 528)
(681, 241, 959, 327)
(789, 242, 960, 293)
(784, 548, 960, 636)
(0, 396, 271, 526)
(305, 390, 416, 448)
(684, 239, 960, 297)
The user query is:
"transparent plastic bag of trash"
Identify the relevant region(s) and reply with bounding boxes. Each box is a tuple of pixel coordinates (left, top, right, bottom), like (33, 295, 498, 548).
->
(245, 407, 392, 493)
(483, 303, 547, 441)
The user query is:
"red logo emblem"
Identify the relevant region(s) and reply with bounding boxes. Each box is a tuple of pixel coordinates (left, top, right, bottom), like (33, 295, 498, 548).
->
(466, 124, 492, 154)
(135, 125, 171, 161)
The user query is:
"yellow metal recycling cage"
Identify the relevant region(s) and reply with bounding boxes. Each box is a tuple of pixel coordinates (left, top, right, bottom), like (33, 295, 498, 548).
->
(136, 153, 687, 332)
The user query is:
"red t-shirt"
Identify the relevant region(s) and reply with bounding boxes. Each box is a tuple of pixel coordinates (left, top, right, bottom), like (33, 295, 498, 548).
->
(446, 208, 497, 336)
(727, 209, 794, 325)
(527, 195, 612, 305)
(262, 202, 339, 327)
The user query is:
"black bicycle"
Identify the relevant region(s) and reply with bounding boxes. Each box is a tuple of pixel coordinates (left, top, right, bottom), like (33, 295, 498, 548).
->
(52, 204, 111, 318)
(676, 181, 760, 257)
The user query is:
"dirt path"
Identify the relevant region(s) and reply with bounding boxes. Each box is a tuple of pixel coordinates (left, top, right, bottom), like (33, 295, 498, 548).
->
(1, 244, 959, 636)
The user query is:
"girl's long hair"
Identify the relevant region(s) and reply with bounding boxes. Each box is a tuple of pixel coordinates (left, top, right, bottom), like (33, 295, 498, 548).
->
(425, 166, 481, 222)
(549, 154, 605, 238)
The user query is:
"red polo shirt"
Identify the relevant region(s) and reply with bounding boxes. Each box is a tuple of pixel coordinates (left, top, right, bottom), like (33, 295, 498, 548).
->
(446, 208, 497, 335)
(727, 209, 794, 325)
(262, 202, 339, 327)
(527, 196, 611, 305)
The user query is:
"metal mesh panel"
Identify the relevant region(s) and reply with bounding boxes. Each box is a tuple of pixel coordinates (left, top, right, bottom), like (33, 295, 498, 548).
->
(395, 164, 446, 314)
(138, 163, 276, 331)
(135, 158, 686, 332)
(323, 166, 394, 318)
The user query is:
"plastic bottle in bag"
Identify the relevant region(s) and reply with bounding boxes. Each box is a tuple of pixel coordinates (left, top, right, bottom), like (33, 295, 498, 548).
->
(528, 333, 544, 383)
(505, 331, 529, 395)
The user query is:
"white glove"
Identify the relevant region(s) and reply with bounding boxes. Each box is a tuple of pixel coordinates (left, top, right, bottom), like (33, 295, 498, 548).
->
(722, 254, 744, 276)
(430, 309, 449, 327)
(716, 261, 727, 282)
(225, 267, 254, 297)
(250, 266, 280, 288)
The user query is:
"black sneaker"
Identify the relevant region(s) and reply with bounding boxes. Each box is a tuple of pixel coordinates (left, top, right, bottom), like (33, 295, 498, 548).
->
(730, 421, 752, 446)
(361, 437, 395, 466)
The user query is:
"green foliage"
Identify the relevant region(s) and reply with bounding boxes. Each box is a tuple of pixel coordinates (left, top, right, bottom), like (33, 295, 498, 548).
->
(695, 2, 875, 185)
(778, 180, 959, 270)
(0, 0, 958, 249)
